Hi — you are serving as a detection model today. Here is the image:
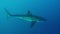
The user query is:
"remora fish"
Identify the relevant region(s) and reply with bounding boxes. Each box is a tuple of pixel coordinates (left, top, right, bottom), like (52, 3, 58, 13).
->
(4, 8, 46, 28)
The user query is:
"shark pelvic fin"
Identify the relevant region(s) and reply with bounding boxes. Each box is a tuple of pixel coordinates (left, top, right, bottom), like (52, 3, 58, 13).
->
(30, 21, 36, 28)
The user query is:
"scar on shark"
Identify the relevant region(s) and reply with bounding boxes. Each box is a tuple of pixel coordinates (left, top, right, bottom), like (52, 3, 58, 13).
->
(4, 8, 46, 28)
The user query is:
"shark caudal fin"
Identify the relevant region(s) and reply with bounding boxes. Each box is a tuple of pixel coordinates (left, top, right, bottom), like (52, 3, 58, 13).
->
(4, 8, 13, 16)
(4, 8, 14, 20)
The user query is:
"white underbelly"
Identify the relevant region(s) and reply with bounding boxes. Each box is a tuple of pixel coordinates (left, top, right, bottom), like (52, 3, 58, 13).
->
(17, 17, 39, 22)
(17, 17, 33, 22)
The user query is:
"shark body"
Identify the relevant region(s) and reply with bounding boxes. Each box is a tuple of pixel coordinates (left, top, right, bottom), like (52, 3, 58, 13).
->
(4, 8, 46, 28)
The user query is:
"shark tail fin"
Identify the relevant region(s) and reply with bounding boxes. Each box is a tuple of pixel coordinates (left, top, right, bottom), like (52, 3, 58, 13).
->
(4, 8, 13, 16)
(4, 8, 13, 20)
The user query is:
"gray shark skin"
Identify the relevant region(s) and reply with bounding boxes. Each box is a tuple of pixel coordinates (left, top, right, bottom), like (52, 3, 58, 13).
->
(4, 8, 46, 28)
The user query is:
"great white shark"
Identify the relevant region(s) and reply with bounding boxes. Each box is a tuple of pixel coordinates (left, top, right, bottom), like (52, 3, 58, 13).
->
(4, 8, 46, 28)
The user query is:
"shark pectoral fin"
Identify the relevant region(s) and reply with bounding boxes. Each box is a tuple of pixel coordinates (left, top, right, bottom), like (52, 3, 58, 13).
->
(30, 21, 36, 28)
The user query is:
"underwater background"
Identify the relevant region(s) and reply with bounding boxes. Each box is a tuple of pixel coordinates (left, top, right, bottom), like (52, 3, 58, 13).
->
(0, 0, 60, 34)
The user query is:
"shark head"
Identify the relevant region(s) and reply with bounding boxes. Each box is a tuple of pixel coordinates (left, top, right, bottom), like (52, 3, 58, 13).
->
(5, 8, 46, 28)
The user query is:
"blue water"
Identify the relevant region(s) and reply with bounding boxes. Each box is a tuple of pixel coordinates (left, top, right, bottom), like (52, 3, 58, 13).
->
(0, 0, 60, 34)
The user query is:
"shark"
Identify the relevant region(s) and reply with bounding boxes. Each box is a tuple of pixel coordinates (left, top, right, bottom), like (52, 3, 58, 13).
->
(4, 8, 46, 28)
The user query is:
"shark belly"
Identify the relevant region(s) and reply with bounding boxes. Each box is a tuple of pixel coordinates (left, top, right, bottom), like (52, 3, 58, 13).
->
(17, 17, 33, 22)
(17, 17, 40, 22)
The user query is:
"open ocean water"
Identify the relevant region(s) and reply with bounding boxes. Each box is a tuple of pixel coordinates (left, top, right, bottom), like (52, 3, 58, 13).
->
(0, 0, 60, 34)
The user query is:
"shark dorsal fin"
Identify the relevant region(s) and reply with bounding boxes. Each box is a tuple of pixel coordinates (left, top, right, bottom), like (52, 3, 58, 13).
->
(27, 10, 32, 16)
